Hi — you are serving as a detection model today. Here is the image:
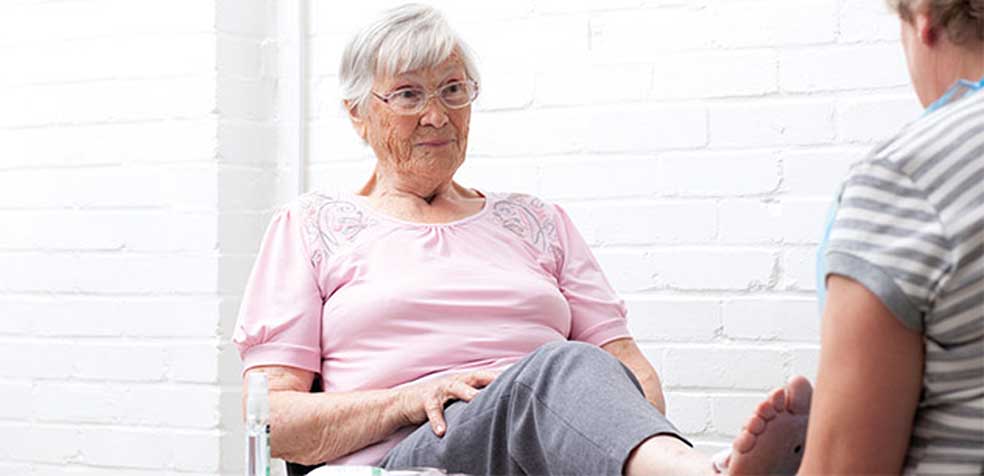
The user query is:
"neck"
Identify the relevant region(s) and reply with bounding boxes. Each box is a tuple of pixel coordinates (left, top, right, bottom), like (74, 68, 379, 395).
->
(358, 165, 464, 204)
(950, 42, 984, 82)
(930, 42, 984, 101)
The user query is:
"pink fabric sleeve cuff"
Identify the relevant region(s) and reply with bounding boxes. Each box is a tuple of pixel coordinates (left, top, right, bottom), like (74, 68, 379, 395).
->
(573, 318, 631, 347)
(240, 342, 322, 376)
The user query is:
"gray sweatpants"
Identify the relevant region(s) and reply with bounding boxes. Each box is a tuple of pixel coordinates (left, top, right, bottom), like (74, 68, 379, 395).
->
(380, 341, 689, 476)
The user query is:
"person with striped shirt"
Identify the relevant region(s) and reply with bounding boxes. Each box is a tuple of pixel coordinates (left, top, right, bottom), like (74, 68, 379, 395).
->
(737, 1, 983, 474)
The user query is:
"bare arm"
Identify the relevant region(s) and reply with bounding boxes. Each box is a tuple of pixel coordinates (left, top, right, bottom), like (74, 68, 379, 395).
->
(602, 337, 667, 414)
(243, 366, 409, 465)
(243, 365, 499, 466)
(798, 275, 923, 475)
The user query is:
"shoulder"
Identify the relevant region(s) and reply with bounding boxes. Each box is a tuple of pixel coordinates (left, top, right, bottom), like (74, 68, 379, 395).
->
(487, 192, 565, 232)
(485, 191, 567, 253)
(487, 192, 562, 219)
(840, 93, 984, 219)
(286, 190, 378, 266)
(870, 92, 984, 180)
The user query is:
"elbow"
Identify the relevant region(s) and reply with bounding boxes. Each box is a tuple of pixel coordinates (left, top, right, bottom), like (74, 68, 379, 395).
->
(274, 449, 321, 467)
(268, 408, 340, 466)
(272, 436, 337, 467)
(649, 393, 666, 415)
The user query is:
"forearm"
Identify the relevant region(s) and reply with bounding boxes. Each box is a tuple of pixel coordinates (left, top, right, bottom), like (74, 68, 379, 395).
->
(269, 388, 409, 465)
(627, 359, 666, 413)
(602, 338, 666, 414)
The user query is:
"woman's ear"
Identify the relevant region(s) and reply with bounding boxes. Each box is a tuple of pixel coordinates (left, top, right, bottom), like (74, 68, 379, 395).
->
(913, 9, 938, 46)
(344, 100, 368, 142)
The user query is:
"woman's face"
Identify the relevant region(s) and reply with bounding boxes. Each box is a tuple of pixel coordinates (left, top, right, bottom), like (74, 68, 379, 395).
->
(354, 52, 472, 181)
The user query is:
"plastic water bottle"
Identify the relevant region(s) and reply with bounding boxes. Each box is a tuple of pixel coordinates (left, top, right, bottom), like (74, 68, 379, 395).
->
(246, 373, 271, 476)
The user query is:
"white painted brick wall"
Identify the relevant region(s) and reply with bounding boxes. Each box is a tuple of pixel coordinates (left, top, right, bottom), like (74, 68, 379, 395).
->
(306, 0, 916, 453)
(1, 0, 919, 471)
(0, 0, 243, 474)
(214, 0, 286, 473)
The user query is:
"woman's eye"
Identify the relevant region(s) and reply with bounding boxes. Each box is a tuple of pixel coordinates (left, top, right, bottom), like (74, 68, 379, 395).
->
(395, 89, 422, 100)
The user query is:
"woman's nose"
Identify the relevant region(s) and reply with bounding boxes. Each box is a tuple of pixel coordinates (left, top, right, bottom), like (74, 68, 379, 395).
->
(418, 98, 449, 128)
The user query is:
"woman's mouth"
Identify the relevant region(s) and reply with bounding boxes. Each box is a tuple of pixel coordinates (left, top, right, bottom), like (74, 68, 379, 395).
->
(415, 139, 454, 147)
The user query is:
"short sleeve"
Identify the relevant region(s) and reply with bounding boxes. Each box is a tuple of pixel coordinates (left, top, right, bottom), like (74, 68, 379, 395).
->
(825, 160, 952, 331)
(232, 204, 324, 375)
(553, 205, 630, 345)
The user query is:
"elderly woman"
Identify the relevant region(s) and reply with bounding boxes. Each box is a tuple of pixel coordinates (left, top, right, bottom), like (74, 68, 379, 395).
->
(233, 4, 809, 475)
(732, 1, 984, 474)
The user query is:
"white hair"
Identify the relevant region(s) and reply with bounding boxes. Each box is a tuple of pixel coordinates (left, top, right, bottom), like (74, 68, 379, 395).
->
(339, 3, 481, 113)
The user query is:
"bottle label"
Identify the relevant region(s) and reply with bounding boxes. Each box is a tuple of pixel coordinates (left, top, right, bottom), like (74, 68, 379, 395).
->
(245, 422, 271, 476)
(263, 424, 271, 476)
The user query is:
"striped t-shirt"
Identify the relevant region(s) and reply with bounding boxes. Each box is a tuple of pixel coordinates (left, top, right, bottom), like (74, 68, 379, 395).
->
(825, 88, 984, 474)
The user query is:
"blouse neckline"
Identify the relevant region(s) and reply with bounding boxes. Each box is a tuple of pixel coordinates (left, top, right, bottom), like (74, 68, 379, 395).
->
(348, 189, 492, 228)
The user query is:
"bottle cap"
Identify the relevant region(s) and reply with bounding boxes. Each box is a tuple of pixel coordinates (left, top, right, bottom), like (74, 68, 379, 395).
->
(246, 373, 270, 421)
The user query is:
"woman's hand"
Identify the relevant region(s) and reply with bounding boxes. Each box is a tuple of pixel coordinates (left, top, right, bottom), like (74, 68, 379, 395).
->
(397, 370, 500, 437)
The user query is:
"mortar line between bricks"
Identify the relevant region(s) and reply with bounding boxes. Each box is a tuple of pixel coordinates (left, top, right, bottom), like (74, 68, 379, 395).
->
(217, 31, 276, 42)
(3, 377, 225, 386)
(619, 291, 816, 299)
(0, 161, 222, 172)
(0, 114, 218, 131)
(0, 249, 222, 256)
(663, 386, 791, 393)
(0, 29, 217, 47)
(0, 207, 268, 213)
(10, 419, 224, 433)
(1, 162, 280, 172)
(0, 291, 219, 298)
(27, 464, 216, 476)
(0, 336, 222, 345)
(2, 74, 219, 90)
(588, 244, 800, 251)
(0, 334, 226, 341)
(0, 377, 229, 388)
(0, 209, 223, 216)
(0, 115, 214, 129)
(664, 390, 782, 397)
(0, 294, 223, 300)
(26, 462, 218, 475)
(304, 143, 874, 163)
(2, 72, 216, 88)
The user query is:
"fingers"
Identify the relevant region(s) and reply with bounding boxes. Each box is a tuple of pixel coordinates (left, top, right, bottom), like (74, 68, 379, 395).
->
(447, 380, 480, 402)
(420, 370, 503, 437)
(424, 397, 447, 436)
(464, 370, 500, 388)
(425, 381, 472, 437)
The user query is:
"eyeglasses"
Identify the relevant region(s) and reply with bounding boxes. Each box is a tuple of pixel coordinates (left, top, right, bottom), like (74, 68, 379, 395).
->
(371, 80, 479, 115)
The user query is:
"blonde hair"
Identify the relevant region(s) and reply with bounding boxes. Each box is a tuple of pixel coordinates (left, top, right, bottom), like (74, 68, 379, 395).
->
(886, 0, 984, 45)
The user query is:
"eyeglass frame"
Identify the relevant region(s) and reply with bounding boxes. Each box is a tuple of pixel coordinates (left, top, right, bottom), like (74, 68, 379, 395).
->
(370, 79, 480, 115)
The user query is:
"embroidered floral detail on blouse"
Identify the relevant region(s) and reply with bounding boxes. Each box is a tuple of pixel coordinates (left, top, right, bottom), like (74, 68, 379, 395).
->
(491, 194, 563, 263)
(299, 193, 375, 266)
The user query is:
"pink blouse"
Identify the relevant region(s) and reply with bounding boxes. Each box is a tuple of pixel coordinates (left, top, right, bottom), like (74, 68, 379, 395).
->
(233, 190, 630, 465)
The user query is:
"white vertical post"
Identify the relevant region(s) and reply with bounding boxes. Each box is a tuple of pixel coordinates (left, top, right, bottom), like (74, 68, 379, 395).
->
(278, 0, 308, 198)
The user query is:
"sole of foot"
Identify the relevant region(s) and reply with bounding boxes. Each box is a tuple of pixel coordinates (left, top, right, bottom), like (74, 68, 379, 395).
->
(727, 375, 813, 476)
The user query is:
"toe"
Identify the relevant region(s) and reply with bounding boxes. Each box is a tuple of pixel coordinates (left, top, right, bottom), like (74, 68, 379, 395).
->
(733, 430, 757, 453)
(785, 375, 813, 415)
(755, 396, 778, 420)
(769, 386, 786, 412)
(744, 415, 766, 435)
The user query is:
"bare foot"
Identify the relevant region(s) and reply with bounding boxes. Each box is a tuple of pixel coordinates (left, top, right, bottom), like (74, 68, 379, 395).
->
(725, 376, 812, 475)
